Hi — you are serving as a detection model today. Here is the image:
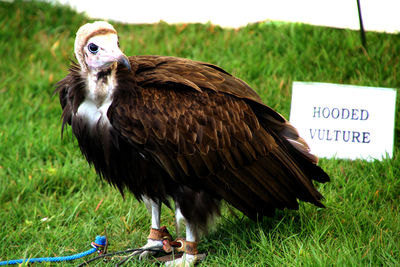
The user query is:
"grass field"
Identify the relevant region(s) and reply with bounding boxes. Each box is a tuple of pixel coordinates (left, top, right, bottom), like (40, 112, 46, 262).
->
(0, 1, 399, 266)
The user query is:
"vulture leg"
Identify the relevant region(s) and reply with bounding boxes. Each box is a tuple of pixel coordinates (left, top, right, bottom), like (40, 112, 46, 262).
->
(133, 196, 164, 259)
(175, 206, 185, 237)
(165, 207, 199, 266)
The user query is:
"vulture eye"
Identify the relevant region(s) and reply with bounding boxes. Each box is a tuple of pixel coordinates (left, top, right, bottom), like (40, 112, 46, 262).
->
(88, 43, 99, 54)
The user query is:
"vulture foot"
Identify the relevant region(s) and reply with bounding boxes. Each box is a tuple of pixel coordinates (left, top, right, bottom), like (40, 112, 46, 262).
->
(133, 239, 164, 260)
(133, 227, 172, 259)
(164, 253, 198, 267)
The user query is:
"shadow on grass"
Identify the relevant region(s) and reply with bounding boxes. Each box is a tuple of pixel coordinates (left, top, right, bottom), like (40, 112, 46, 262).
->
(200, 207, 304, 256)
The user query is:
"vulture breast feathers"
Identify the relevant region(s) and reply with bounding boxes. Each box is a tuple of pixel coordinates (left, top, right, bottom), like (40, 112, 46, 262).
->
(57, 30, 329, 232)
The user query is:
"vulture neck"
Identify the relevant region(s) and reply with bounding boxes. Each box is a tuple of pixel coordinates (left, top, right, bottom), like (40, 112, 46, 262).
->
(84, 62, 118, 107)
(76, 63, 118, 127)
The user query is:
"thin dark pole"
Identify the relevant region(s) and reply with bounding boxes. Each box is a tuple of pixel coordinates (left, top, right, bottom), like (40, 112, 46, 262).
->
(356, 0, 367, 49)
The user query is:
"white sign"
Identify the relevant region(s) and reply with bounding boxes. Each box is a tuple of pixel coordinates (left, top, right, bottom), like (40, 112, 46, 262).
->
(289, 82, 397, 160)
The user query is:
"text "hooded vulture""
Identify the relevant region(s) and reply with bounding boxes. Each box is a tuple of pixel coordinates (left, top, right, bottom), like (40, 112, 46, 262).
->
(56, 21, 330, 266)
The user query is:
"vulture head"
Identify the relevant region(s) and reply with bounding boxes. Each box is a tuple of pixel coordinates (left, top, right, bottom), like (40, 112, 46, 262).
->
(74, 21, 131, 73)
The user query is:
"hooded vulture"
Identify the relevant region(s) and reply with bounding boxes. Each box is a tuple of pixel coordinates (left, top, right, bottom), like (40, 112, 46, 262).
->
(55, 21, 330, 265)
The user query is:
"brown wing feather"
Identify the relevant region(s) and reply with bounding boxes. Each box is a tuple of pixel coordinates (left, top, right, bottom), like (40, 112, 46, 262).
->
(54, 61, 86, 137)
(109, 55, 329, 218)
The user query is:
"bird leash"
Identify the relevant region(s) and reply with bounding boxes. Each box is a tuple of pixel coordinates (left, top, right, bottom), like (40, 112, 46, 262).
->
(77, 228, 207, 266)
(0, 236, 161, 266)
(0, 228, 206, 266)
(0, 236, 107, 265)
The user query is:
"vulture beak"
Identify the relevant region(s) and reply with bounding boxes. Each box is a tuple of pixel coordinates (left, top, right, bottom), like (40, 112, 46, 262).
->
(117, 54, 131, 71)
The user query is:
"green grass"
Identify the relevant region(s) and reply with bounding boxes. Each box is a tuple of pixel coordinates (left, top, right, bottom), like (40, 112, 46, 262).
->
(1, 1, 399, 266)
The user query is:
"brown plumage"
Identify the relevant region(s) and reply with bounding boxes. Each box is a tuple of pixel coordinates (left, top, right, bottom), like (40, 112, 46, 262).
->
(55, 21, 329, 261)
